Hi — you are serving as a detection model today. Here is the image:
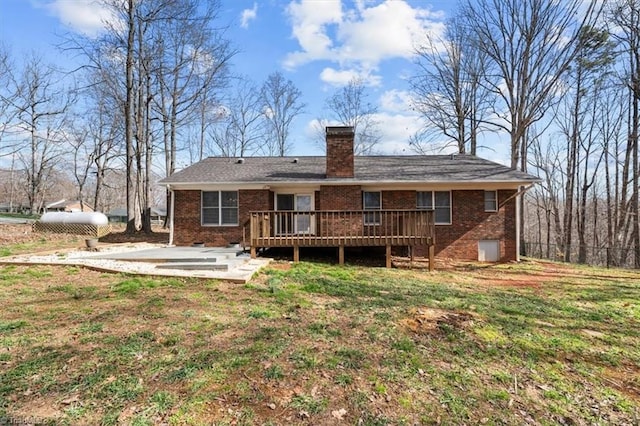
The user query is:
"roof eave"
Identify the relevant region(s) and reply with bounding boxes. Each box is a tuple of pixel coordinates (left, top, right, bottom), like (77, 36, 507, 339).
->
(161, 179, 539, 189)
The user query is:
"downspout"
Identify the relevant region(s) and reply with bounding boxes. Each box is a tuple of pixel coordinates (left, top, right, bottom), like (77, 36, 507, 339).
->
(510, 184, 536, 262)
(516, 191, 521, 262)
(168, 184, 175, 247)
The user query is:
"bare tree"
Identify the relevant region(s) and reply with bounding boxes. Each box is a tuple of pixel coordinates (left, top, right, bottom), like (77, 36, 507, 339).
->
(317, 78, 382, 155)
(260, 71, 306, 156)
(65, 125, 94, 212)
(0, 43, 20, 158)
(553, 26, 614, 262)
(8, 53, 75, 214)
(610, 0, 640, 268)
(150, 0, 234, 227)
(461, 0, 602, 170)
(85, 76, 123, 211)
(209, 77, 266, 157)
(65, 0, 234, 232)
(411, 16, 494, 155)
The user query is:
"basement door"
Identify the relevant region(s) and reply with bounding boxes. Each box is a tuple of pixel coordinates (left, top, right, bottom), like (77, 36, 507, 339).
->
(478, 240, 500, 262)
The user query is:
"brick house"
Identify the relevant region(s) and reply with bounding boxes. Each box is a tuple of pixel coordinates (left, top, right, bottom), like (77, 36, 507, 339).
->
(161, 127, 539, 268)
(45, 199, 94, 213)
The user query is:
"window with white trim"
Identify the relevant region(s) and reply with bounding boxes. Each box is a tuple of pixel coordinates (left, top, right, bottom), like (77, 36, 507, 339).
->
(202, 191, 238, 226)
(363, 191, 381, 225)
(417, 191, 451, 225)
(484, 190, 498, 212)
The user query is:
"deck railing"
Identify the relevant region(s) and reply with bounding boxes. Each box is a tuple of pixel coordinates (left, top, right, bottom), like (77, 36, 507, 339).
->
(247, 209, 434, 249)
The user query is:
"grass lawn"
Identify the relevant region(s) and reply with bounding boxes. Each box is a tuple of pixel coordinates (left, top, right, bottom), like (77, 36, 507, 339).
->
(0, 257, 638, 425)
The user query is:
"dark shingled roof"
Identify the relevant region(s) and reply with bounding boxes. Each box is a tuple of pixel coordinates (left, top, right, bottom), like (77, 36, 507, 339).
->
(160, 154, 539, 185)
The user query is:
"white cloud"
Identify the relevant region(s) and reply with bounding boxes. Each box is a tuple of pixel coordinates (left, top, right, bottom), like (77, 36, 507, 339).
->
(372, 112, 424, 154)
(286, 0, 342, 60)
(42, 0, 114, 36)
(319, 67, 381, 87)
(379, 89, 413, 113)
(284, 0, 445, 85)
(240, 3, 258, 29)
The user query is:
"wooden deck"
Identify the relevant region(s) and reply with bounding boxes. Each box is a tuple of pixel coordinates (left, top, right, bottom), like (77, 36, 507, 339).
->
(244, 210, 435, 269)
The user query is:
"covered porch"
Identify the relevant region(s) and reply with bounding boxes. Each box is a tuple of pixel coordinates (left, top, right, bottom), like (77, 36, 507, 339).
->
(244, 209, 436, 270)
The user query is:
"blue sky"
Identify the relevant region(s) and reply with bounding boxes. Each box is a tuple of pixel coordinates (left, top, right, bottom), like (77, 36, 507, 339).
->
(0, 0, 508, 161)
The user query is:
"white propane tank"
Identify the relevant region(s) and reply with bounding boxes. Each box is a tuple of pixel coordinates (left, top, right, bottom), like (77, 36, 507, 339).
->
(40, 212, 109, 226)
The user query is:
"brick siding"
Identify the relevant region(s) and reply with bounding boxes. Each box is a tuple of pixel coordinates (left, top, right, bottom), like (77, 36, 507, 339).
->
(414, 189, 517, 261)
(317, 185, 362, 210)
(173, 187, 518, 261)
(172, 189, 271, 246)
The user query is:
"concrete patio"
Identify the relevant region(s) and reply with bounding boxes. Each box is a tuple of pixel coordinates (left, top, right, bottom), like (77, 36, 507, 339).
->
(0, 243, 271, 283)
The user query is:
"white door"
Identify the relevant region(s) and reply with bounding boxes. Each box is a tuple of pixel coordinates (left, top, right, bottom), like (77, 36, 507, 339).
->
(478, 240, 500, 262)
(294, 194, 314, 234)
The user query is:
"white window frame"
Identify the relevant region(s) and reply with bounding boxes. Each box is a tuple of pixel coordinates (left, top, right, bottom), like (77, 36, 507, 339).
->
(484, 190, 498, 212)
(201, 190, 239, 226)
(417, 191, 452, 225)
(363, 191, 381, 225)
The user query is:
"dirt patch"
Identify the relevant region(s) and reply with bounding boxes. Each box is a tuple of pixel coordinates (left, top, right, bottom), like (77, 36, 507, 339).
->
(99, 225, 169, 244)
(602, 365, 640, 403)
(0, 224, 44, 245)
(267, 261, 292, 271)
(400, 307, 477, 335)
(1, 223, 169, 246)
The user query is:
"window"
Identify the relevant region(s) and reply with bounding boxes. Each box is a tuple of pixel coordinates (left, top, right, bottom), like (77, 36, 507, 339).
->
(363, 191, 381, 225)
(202, 191, 238, 226)
(484, 191, 497, 212)
(417, 191, 451, 225)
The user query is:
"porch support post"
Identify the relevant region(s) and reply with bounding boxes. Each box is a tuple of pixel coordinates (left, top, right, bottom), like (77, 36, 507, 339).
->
(428, 244, 435, 272)
(293, 244, 300, 262)
(386, 244, 392, 268)
(338, 245, 344, 265)
(250, 246, 256, 259)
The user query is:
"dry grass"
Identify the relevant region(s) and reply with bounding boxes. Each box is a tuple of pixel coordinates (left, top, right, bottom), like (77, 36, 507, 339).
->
(0, 227, 639, 425)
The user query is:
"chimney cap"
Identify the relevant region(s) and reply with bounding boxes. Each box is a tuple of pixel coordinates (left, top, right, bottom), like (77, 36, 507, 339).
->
(326, 126, 354, 136)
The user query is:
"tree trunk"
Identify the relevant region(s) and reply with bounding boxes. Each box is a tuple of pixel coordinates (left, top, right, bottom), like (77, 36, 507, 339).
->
(125, 0, 137, 234)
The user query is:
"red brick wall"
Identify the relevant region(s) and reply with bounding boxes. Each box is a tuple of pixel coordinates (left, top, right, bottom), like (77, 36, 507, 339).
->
(173, 187, 518, 261)
(318, 185, 362, 210)
(326, 128, 354, 178)
(414, 189, 517, 261)
(172, 189, 271, 246)
(382, 190, 416, 209)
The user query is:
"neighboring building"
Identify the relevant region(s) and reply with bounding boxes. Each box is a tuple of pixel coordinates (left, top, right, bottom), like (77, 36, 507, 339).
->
(161, 127, 539, 267)
(0, 203, 21, 213)
(45, 200, 94, 213)
(106, 208, 127, 223)
(106, 207, 166, 224)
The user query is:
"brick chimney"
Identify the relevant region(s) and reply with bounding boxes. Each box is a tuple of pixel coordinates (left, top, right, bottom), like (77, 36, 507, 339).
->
(326, 126, 354, 178)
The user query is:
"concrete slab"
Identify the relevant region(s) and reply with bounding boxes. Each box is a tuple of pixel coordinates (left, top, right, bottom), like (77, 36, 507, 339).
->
(156, 262, 229, 271)
(87, 246, 244, 262)
(0, 243, 270, 283)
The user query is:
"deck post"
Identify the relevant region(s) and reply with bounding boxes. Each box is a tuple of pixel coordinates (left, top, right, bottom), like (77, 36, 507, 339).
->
(386, 244, 392, 268)
(338, 245, 344, 265)
(293, 245, 300, 262)
(428, 244, 435, 272)
(250, 246, 256, 259)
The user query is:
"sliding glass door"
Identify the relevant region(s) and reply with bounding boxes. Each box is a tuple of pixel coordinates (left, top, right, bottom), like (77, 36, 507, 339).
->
(276, 194, 314, 235)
